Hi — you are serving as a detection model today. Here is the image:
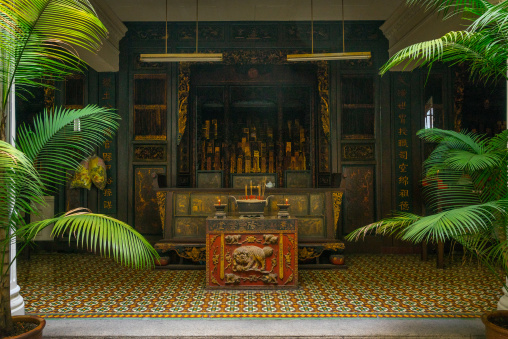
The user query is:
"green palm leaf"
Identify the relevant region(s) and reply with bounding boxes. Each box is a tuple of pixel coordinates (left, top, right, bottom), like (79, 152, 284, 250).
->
(0, 140, 44, 231)
(15, 105, 120, 191)
(0, 0, 108, 109)
(19, 211, 158, 269)
(345, 212, 422, 241)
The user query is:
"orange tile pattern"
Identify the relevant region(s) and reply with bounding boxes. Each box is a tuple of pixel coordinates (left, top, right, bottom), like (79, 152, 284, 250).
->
(18, 253, 500, 318)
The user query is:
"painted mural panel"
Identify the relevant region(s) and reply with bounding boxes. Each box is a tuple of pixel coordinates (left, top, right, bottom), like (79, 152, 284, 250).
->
(190, 193, 223, 216)
(175, 193, 190, 215)
(342, 166, 375, 234)
(298, 217, 325, 237)
(310, 194, 325, 215)
(283, 195, 308, 216)
(174, 217, 206, 238)
(134, 166, 166, 234)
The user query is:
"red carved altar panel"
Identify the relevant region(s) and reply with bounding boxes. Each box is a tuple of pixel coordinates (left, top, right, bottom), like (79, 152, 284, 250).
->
(206, 217, 298, 289)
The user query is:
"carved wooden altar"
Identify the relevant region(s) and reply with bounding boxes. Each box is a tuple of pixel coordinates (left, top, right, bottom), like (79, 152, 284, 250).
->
(206, 216, 297, 289)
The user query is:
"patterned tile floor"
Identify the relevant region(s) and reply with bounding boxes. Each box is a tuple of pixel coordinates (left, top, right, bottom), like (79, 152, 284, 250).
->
(18, 253, 500, 318)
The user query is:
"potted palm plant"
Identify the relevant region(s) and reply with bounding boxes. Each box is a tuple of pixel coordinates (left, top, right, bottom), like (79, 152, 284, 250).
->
(0, 1, 158, 338)
(347, 0, 508, 337)
(346, 128, 508, 336)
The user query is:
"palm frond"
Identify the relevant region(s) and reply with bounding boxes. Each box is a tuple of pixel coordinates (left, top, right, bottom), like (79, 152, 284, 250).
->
(0, 140, 44, 231)
(379, 30, 508, 82)
(345, 212, 422, 241)
(16, 105, 120, 191)
(401, 200, 508, 243)
(0, 0, 108, 108)
(20, 211, 159, 269)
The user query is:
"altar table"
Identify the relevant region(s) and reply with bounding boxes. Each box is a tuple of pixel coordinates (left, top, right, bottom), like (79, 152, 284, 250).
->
(206, 216, 298, 289)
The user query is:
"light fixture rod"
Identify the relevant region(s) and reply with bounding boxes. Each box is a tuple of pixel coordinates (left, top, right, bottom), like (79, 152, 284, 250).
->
(342, 0, 345, 53)
(196, 0, 199, 53)
(165, 0, 168, 54)
(311, 0, 314, 54)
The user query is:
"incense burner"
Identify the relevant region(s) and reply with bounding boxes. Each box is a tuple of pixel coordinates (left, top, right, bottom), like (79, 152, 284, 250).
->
(229, 195, 273, 217)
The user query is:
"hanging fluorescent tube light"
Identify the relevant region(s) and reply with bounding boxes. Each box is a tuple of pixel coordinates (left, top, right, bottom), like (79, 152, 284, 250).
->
(287, 52, 371, 61)
(140, 0, 223, 63)
(287, 0, 371, 61)
(140, 53, 223, 62)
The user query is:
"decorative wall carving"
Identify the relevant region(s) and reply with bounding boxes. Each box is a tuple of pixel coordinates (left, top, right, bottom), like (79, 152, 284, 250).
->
(285, 24, 330, 41)
(135, 167, 166, 234)
(342, 166, 374, 234)
(134, 145, 166, 161)
(178, 63, 190, 144)
(317, 61, 330, 141)
(332, 192, 343, 236)
(232, 24, 277, 41)
(156, 191, 166, 232)
(342, 144, 375, 160)
(176, 50, 331, 185)
(178, 24, 224, 41)
(130, 25, 166, 40)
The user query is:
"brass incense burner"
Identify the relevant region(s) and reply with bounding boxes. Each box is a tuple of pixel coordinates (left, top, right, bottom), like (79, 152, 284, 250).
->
(229, 196, 273, 218)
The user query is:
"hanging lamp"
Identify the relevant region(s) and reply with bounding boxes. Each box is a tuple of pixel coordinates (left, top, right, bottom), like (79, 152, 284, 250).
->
(287, 0, 371, 61)
(140, 0, 222, 62)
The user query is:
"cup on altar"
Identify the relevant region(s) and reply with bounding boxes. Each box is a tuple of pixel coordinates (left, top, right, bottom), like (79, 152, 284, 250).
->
(277, 203, 290, 219)
(214, 200, 227, 219)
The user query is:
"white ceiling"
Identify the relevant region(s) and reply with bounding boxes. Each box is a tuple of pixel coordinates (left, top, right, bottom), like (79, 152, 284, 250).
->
(103, 0, 404, 22)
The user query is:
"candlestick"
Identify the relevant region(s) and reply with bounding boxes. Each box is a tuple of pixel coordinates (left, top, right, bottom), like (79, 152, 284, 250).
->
(245, 184, 247, 198)
(258, 185, 260, 197)
(250, 180, 252, 196)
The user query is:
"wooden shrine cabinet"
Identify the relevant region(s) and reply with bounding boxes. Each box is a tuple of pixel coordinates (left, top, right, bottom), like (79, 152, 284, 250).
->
(184, 64, 317, 189)
(206, 216, 298, 289)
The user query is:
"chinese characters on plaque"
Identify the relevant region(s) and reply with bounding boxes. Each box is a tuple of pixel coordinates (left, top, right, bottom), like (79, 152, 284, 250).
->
(394, 75, 412, 212)
(98, 73, 117, 216)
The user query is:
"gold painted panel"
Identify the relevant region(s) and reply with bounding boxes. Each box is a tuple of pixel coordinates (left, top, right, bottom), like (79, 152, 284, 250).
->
(134, 167, 165, 234)
(298, 218, 325, 237)
(310, 194, 324, 215)
(231, 174, 277, 189)
(190, 193, 223, 216)
(284, 195, 308, 216)
(174, 217, 206, 237)
(175, 193, 190, 215)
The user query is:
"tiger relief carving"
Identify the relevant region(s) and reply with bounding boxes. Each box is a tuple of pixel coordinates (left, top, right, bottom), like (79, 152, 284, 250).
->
(232, 246, 273, 272)
(225, 234, 241, 244)
(263, 234, 278, 244)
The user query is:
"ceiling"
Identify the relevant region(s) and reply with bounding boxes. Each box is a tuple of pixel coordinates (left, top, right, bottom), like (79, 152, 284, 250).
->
(103, 0, 404, 22)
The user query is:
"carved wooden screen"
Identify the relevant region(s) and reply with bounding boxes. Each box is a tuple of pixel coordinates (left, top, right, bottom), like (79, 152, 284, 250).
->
(133, 74, 167, 140)
(340, 75, 376, 240)
(341, 76, 374, 139)
(133, 74, 168, 234)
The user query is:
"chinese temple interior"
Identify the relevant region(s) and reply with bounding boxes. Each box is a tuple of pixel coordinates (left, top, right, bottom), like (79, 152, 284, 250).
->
(16, 0, 507, 258)
(11, 0, 508, 331)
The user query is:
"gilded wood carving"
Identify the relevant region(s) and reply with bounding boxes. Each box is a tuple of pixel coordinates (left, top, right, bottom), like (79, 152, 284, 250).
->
(332, 191, 343, 236)
(177, 51, 330, 144)
(156, 191, 166, 232)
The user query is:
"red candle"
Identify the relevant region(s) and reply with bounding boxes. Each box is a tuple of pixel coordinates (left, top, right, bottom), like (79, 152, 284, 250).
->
(218, 199, 221, 205)
(285, 198, 288, 205)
